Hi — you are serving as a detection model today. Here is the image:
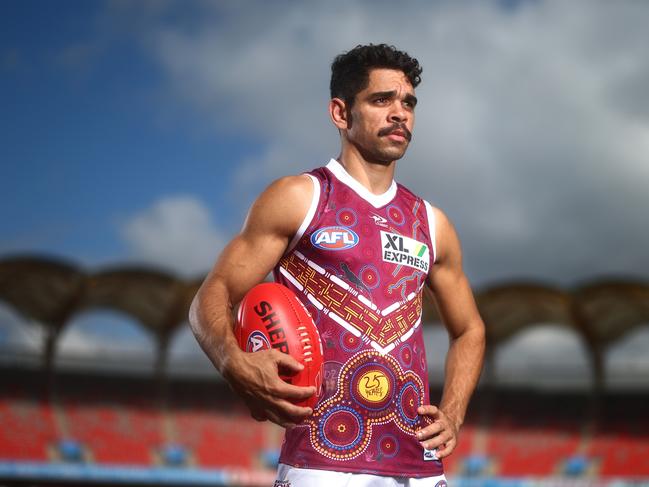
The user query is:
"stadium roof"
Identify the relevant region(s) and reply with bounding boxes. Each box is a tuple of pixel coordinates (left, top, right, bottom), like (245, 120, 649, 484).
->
(1, 255, 648, 390)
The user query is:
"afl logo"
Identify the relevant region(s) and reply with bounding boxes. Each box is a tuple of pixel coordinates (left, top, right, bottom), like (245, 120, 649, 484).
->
(311, 226, 359, 251)
(246, 331, 270, 353)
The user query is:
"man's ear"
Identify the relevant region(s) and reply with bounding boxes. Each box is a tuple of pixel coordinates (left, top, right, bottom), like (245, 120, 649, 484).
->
(329, 98, 350, 130)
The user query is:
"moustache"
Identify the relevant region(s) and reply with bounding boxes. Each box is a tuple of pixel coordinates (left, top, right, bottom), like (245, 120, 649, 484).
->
(378, 123, 412, 141)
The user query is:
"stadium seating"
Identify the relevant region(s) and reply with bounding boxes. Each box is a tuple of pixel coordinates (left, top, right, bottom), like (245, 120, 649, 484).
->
(476, 391, 585, 476)
(2, 369, 649, 479)
(0, 396, 57, 460)
(443, 422, 478, 474)
(0, 382, 57, 461)
(486, 418, 582, 476)
(587, 419, 649, 476)
(62, 400, 162, 464)
(172, 409, 265, 468)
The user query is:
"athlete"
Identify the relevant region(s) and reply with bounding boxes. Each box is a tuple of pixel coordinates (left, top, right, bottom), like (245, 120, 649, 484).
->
(190, 44, 485, 486)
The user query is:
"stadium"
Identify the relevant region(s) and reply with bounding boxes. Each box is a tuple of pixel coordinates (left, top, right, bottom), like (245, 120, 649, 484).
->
(3, 2, 649, 486)
(1, 256, 648, 486)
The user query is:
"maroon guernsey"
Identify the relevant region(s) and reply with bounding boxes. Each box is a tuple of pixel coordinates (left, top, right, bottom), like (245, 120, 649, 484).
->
(273, 159, 442, 477)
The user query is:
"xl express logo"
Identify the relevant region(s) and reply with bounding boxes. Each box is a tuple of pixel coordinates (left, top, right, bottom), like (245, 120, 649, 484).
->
(381, 231, 430, 272)
(311, 226, 359, 251)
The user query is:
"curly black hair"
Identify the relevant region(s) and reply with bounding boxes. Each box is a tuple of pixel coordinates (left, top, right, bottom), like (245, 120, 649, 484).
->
(330, 44, 422, 108)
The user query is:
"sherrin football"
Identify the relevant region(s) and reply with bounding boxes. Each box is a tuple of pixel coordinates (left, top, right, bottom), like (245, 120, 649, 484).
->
(235, 282, 324, 409)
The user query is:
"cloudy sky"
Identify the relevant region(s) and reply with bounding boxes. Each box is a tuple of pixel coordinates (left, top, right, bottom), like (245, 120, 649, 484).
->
(1, 0, 648, 385)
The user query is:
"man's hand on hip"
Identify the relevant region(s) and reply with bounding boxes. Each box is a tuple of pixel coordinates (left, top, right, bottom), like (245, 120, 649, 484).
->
(416, 404, 461, 459)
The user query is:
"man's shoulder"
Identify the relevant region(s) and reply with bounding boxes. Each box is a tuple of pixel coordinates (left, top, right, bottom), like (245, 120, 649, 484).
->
(394, 180, 428, 205)
(245, 173, 316, 238)
(262, 173, 316, 203)
(392, 182, 452, 228)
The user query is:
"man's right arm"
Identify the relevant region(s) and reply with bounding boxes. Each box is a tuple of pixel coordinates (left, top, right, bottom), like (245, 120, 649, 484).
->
(188, 175, 316, 427)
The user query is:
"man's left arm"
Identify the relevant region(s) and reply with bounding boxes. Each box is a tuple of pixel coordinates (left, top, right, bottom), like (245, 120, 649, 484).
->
(416, 207, 486, 459)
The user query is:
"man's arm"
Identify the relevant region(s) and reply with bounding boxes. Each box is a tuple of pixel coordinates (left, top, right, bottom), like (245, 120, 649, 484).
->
(416, 207, 486, 459)
(189, 175, 317, 427)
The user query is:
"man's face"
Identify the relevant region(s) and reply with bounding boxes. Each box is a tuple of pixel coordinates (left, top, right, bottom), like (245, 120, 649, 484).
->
(345, 68, 417, 164)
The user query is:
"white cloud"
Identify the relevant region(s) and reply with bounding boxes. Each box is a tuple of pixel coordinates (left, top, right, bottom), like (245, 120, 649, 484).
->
(120, 195, 225, 277)
(112, 0, 649, 286)
(0, 304, 44, 355)
(57, 324, 152, 357)
(605, 325, 649, 390)
(54, 310, 156, 372)
(77, 1, 649, 386)
(168, 323, 221, 378)
(0, 305, 157, 372)
(494, 324, 594, 389)
(421, 321, 649, 391)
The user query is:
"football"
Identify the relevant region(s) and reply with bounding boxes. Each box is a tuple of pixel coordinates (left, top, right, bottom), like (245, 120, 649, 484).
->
(235, 282, 324, 408)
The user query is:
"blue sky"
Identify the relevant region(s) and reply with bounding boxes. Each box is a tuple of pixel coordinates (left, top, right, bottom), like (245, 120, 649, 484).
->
(3, 0, 648, 285)
(1, 1, 648, 384)
(1, 1, 260, 271)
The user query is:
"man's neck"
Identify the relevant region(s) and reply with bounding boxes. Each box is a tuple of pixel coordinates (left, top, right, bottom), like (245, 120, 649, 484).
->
(335, 150, 396, 195)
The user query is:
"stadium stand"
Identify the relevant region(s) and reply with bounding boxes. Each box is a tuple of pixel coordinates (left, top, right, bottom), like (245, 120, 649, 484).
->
(0, 256, 648, 486)
(586, 395, 649, 476)
(167, 380, 270, 469)
(2, 368, 649, 482)
(0, 379, 57, 461)
(481, 392, 585, 476)
(55, 372, 163, 465)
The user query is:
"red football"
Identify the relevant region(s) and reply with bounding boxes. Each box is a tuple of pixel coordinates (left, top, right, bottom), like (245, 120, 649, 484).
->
(235, 282, 323, 408)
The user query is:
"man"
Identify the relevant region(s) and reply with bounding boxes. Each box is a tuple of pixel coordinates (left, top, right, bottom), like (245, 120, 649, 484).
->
(190, 44, 485, 486)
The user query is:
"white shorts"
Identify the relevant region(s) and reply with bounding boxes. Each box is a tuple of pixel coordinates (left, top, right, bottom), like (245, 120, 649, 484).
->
(274, 463, 448, 487)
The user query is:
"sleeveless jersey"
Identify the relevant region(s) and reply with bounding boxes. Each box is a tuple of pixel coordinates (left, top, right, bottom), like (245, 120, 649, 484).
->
(273, 159, 442, 478)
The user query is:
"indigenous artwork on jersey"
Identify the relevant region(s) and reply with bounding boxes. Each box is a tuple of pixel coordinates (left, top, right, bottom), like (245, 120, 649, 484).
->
(274, 160, 442, 477)
(278, 250, 424, 355)
(304, 349, 429, 460)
